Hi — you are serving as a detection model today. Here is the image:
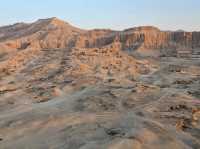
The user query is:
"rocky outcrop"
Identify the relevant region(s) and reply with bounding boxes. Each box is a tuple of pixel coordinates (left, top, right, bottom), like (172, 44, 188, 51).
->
(92, 27, 200, 51)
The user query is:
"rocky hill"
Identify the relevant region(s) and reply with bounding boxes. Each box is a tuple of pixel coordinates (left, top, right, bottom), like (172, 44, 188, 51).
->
(1, 17, 200, 52)
(0, 18, 200, 149)
(0, 17, 200, 74)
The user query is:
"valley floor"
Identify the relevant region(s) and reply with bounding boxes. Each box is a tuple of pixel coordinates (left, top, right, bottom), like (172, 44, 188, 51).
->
(0, 49, 200, 149)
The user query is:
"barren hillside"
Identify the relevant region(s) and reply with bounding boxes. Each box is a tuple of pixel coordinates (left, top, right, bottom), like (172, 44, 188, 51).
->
(0, 18, 200, 149)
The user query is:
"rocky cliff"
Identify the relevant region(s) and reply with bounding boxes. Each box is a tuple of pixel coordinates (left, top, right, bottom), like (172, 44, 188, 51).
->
(0, 18, 200, 53)
(89, 26, 200, 51)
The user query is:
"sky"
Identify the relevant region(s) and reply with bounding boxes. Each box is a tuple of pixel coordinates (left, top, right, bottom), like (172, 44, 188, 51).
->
(0, 0, 199, 31)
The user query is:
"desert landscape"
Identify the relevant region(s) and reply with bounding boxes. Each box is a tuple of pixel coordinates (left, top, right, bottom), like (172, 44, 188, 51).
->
(0, 17, 200, 149)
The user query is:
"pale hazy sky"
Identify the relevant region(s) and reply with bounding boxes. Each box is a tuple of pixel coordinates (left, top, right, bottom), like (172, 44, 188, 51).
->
(0, 0, 199, 31)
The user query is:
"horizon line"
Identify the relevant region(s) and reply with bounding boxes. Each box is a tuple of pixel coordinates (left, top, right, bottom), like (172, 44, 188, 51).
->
(0, 17, 199, 32)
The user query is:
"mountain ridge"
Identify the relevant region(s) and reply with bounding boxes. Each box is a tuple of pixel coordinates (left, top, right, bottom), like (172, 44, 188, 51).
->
(0, 17, 200, 53)
(0, 17, 200, 73)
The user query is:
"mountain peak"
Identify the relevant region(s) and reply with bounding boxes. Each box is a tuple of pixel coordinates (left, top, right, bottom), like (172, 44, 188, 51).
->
(36, 17, 69, 26)
(32, 17, 85, 34)
(48, 17, 68, 25)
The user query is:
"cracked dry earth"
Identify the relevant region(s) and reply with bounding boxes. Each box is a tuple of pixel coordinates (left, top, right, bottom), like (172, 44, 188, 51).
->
(0, 18, 200, 149)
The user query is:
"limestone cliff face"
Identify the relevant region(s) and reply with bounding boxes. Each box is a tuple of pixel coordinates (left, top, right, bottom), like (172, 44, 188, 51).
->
(0, 18, 200, 52)
(124, 29, 200, 50)
(87, 27, 200, 51)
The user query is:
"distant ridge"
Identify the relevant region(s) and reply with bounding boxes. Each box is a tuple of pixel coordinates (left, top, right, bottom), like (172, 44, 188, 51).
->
(0, 17, 200, 52)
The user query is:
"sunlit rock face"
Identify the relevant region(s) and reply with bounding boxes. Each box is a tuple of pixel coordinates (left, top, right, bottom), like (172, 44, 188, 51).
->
(1, 18, 200, 51)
